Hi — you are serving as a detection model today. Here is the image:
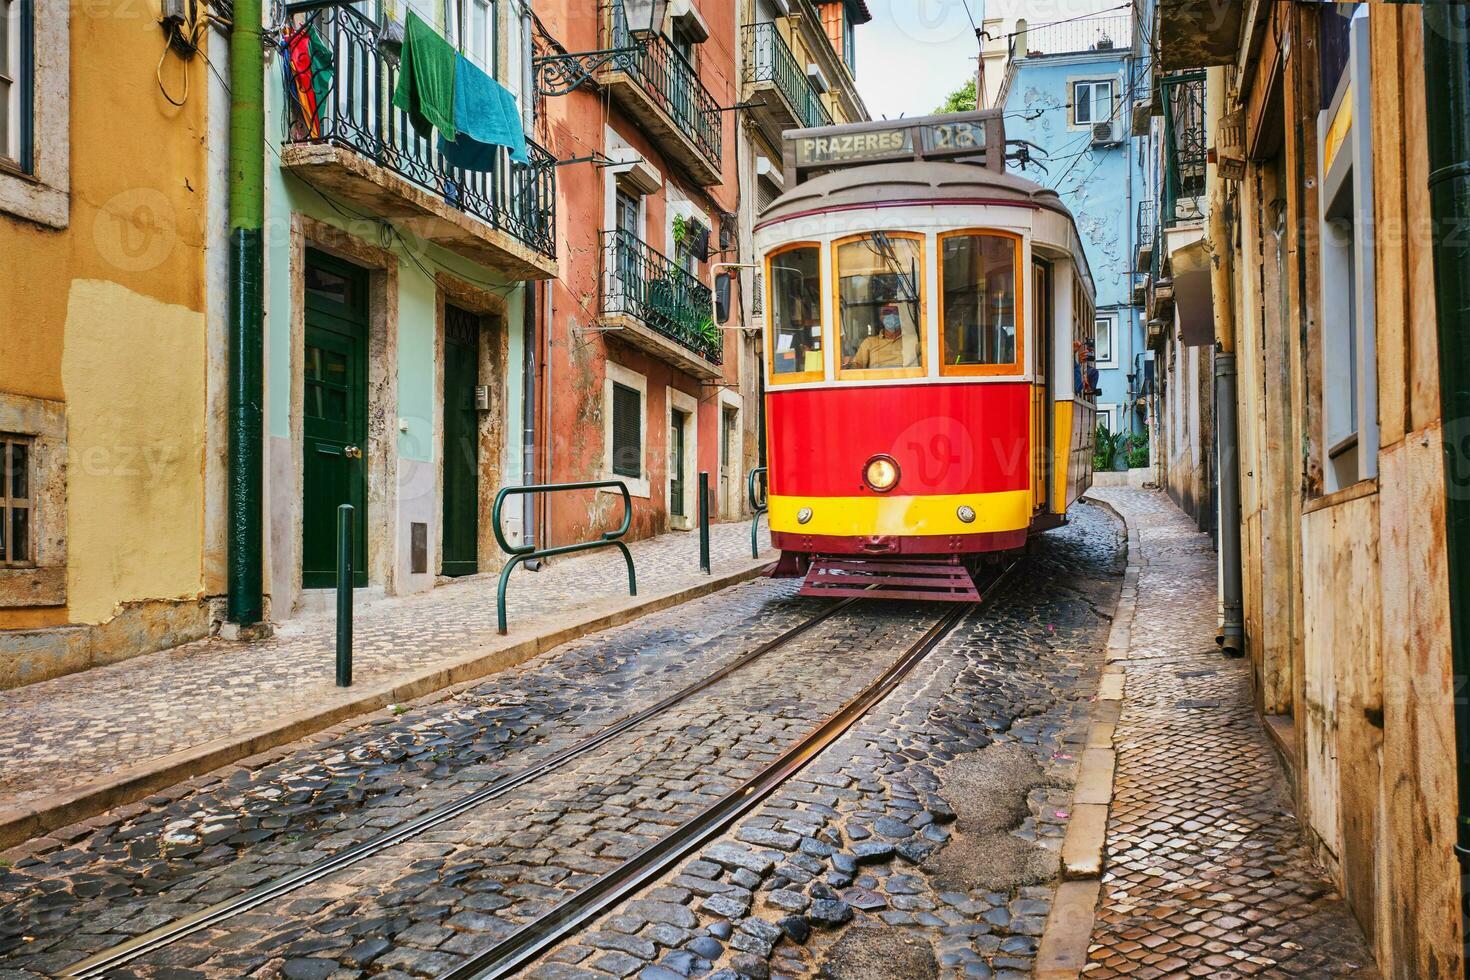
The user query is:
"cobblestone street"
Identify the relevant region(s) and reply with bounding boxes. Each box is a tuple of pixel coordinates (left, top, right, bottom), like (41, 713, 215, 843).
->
(1081, 489, 1377, 978)
(1, 503, 1122, 980)
(0, 522, 772, 822)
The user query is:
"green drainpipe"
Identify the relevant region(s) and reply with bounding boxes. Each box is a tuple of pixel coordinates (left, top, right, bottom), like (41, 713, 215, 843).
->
(227, 0, 265, 625)
(1423, 4, 1470, 872)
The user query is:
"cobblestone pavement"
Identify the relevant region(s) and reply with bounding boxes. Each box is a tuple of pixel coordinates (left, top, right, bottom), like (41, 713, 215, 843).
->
(0, 502, 1123, 980)
(0, 521, 771, 812)
(1083, 489, 1377, 979)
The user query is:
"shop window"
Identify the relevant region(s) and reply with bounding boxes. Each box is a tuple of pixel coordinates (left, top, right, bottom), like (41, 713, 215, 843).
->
(835, 232, 925, 379)
(1317, 6, 1376, 492)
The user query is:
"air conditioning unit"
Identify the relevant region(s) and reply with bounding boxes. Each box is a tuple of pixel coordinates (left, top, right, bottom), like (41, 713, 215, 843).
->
(1091, 121, 1117, 146)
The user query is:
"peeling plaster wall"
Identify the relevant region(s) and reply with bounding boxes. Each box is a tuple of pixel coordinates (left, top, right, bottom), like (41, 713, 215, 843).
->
(0, 3, 213, 686)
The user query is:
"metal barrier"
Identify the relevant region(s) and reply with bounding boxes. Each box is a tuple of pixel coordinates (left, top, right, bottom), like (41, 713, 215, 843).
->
(748, 466, 767, 559)
(492, 481, 637, 634)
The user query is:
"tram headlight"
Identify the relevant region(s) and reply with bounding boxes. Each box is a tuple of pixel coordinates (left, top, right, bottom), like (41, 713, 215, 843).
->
(797, 507, 814, 525)
(863, 455, 900, 493)
(957, 505, 977, 524)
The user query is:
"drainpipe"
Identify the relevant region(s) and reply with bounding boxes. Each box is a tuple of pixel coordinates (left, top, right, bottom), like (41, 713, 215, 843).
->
(520, 0, 538, 555)
(1206, 67, 1243, 656)
(1422, 3, 1470, 883)
(227, 0, 265, 626)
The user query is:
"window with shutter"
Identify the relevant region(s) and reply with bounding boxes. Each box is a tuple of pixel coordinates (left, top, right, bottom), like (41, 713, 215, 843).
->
(611, 382, 642, 478)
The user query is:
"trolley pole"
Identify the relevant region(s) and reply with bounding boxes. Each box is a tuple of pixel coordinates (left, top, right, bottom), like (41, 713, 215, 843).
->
(698, 471, 711, 574)
(336, 504, 353, 687)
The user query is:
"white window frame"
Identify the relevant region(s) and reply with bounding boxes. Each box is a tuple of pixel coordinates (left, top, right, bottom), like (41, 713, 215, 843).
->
(1316, 7, 1377, 493)
(1071, 78, 1115, 129)
(603, 361, 650, 498)
(665, 386, 698, 529)
(0, 0, 66, 228)
(1097, 404, 1116, 435)
(1094, 313, 1116, 367)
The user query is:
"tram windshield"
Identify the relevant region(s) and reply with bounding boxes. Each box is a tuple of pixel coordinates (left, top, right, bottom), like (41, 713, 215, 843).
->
(768, 244, 824, 379)
(836, 233, 924, 375)
(940, 232, 1019, 372)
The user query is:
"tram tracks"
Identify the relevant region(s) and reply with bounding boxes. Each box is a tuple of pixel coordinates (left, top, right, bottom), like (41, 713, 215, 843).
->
(60, 562, 1016, 978)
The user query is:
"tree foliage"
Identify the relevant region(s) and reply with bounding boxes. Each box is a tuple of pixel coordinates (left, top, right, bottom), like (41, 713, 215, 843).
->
(934, 78, 977, 115)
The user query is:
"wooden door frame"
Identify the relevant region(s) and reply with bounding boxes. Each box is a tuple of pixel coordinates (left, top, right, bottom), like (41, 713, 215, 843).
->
(283, 216, 399, 616)
(434, 274, 509, 575)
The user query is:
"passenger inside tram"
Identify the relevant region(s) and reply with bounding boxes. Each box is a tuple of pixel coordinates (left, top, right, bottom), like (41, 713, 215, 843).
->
(837, 233, 923, 372)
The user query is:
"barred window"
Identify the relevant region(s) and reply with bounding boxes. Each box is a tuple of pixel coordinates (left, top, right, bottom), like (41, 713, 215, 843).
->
(1, 433, 32, 566)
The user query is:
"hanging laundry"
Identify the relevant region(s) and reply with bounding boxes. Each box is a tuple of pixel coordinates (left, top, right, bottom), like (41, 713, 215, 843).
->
(392, 10, 458, 141)
(284, 23, 335, 139)
(439, 53, 530, 172)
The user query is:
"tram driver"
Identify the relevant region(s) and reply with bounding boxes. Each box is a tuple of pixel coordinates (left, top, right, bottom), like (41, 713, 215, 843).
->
(848, 304, 909, 368)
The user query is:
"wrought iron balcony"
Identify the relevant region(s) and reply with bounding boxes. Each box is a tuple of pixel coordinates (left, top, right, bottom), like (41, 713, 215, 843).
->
(741, 24, 831, 136)
(593, 1, 723, 185)
(602, 229, 722, 376)
(281, 4, 557, 277)
(1135, 199, 1155, 272)
(1161, 73, 1207, 227)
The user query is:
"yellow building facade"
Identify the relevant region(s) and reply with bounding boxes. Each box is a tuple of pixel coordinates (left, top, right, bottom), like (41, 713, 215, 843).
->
(0, 2, 224, 686)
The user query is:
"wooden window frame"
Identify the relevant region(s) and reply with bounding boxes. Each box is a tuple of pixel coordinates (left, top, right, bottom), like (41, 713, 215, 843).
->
(937, 229, 1025, 378)
(831, 230, 928, 383)
(1, 432, 33, 567)
(764, 240, 826, 386)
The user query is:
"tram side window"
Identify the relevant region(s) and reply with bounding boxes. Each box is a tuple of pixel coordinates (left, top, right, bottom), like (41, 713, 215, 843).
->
(768, 245, 824, 378)
(836, 233, 924, 374)
(940, 233, 1018, 371)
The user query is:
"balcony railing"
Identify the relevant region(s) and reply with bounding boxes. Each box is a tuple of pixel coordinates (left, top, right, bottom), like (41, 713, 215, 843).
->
(603, 229, 721, 365)
(283, 4, 556, 259)
(1161, 73, 1207, 226)
(742, 23, 831, 129)
(610, 2, 723, 164)
(1010, 13, 1132, 59)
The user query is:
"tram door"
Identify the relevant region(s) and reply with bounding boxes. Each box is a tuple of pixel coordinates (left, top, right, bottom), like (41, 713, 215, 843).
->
(1032, 260, 1053, 510)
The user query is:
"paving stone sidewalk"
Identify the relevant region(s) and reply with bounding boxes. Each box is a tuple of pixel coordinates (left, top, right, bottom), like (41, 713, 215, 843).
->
(1083, 488, 1376, 978)
(0, 520, 772, 818)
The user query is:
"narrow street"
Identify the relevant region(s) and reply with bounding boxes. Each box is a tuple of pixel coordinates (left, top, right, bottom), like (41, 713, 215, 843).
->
(2, 503, 1119, 979)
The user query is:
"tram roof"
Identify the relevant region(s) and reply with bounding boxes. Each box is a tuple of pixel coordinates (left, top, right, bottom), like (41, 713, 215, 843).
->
(755, 159, 1075, 230)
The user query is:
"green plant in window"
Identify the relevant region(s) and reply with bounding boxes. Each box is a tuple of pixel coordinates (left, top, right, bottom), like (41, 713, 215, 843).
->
(698, 313, 719, 353)
(672, 214, 689, 248)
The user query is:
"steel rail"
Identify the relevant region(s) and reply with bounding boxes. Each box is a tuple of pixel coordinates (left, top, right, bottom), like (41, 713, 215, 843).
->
(437, 560, 1018, 980)
(58, 598, 859, 979)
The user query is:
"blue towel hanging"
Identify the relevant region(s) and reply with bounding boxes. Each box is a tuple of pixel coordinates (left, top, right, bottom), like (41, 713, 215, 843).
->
(439, 53, 529, 172)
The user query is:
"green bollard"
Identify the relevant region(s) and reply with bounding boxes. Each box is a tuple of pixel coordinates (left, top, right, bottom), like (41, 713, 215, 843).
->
(336, 503, 353, 687)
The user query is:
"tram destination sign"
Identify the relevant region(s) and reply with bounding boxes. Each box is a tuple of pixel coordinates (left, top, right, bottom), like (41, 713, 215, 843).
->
(785, 110, 1005, 184)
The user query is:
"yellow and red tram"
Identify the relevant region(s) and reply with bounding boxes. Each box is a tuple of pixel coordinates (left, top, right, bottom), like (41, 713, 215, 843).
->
(755, 110, 1096, 600)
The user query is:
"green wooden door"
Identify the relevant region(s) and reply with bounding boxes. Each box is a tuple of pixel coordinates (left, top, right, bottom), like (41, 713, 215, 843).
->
(669, 410, 687, 518)
(442, 306, 480, 576)
(302, 251, 368, 589)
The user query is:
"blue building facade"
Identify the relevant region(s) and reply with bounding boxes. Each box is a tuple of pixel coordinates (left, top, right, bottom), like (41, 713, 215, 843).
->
(998, 13, 1149, 439)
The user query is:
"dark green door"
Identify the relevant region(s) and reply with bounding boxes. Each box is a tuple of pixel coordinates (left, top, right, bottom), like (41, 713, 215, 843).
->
(302, 251, 368, 589)
(670, 409, 687, 518)
(442, 306, 480, 577)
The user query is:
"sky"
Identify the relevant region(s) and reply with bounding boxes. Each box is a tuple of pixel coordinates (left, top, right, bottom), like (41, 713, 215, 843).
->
(855, 0, 1125, 120)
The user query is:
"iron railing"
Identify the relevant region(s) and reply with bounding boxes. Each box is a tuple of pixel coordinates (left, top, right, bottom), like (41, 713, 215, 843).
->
(602, 228, 722, 365)
(1161, 72, 1207, 226)
(610, 1, 723, 164)
(741, 23, 831, 129)
(283, 3, 557, 259)
(1136, 199, 1155, 252)
(1010, 13, 1131, 59)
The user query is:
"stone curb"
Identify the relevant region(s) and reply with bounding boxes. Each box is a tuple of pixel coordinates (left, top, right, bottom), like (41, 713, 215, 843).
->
(1036, 495, 1136, 978)
(0, 559, 773, 853)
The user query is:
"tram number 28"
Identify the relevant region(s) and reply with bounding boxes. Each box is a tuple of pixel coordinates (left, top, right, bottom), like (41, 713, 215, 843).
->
(923, 120, 986, 153)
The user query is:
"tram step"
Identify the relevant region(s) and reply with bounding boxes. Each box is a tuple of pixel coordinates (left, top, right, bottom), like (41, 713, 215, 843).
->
(797, 558, 981, 602)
